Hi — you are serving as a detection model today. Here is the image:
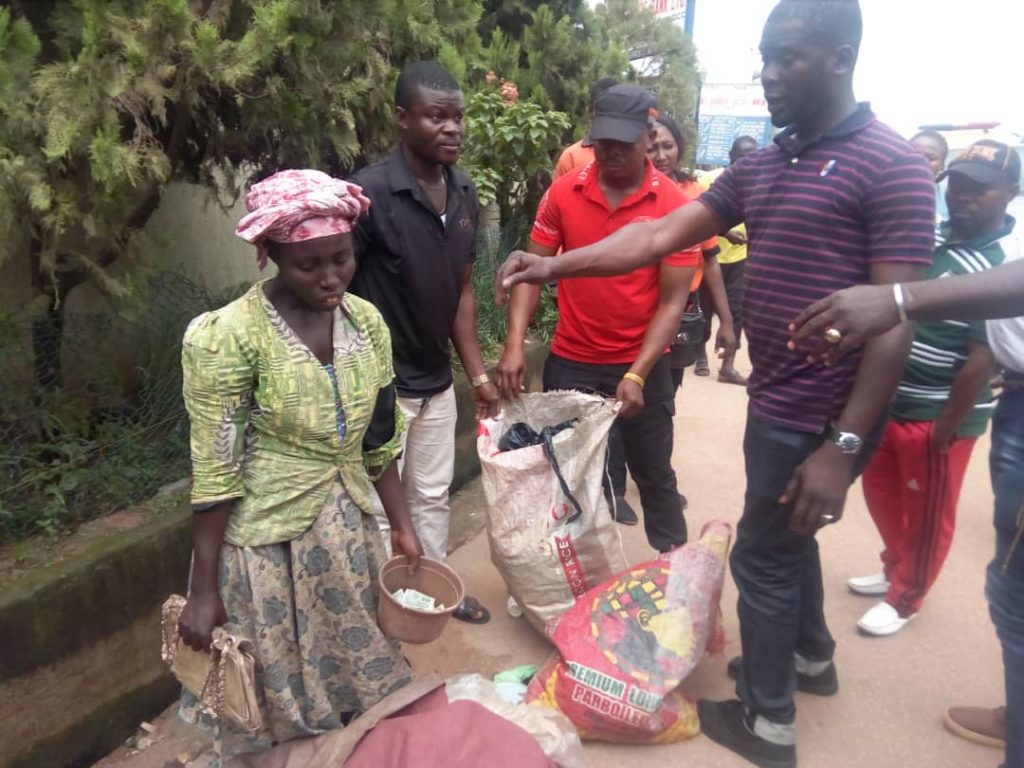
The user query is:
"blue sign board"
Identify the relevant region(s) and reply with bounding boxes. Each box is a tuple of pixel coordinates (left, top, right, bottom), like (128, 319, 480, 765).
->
(696, 114, 774, 166)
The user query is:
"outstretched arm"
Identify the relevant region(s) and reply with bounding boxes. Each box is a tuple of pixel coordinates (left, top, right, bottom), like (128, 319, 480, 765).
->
(783, 262, 926, 534)
(699, 250, 737, 358)
(495, 200, 721, 303)
(790, 257, 1024, 364)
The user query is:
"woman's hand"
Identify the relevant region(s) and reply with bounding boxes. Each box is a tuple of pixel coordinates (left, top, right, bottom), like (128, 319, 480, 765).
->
(715, 319, 738, 361)
(178, 592, 228, 652)
(392, 526, 424, 573)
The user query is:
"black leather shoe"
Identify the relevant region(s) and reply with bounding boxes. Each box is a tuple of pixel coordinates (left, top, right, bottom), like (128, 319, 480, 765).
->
(727, 655, 838, 696)
(698, 699, 796, 768)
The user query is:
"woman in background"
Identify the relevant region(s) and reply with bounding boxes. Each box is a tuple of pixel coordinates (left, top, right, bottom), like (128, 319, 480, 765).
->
(649, 114, 736, 386)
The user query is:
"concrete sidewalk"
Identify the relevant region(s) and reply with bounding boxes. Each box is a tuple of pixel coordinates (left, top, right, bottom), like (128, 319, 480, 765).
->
(95, 365, 1006, 768)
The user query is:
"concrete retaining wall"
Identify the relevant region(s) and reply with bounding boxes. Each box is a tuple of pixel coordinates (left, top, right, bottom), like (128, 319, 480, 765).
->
(0, 341, 548, 768)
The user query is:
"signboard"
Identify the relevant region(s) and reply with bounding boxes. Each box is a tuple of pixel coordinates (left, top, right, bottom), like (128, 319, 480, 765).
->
(641, 0, 689, 25)
(696, 83, 774, 166)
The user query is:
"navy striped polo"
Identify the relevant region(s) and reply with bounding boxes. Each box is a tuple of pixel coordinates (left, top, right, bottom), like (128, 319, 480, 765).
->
(699, 104, 937, 433)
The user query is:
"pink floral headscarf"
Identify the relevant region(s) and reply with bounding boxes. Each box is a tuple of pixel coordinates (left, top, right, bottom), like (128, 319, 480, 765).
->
(235, 169, 371, 269)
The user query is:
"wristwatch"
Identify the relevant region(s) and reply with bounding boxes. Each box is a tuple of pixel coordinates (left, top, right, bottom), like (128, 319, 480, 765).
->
(828, 424, 863, 455)
(470, 373, 491, 388)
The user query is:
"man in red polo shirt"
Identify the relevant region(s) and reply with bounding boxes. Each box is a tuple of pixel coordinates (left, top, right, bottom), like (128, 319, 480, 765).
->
(496, 84, 699, 552)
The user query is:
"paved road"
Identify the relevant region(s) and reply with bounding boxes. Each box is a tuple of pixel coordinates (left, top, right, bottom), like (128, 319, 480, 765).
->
(95, 355, 1006, 768)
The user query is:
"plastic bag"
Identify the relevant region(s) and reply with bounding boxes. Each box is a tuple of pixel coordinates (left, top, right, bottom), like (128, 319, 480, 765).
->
(478, 391, 628, 633)
(527, 521, 732, 743)
(445, 675, 585, 768)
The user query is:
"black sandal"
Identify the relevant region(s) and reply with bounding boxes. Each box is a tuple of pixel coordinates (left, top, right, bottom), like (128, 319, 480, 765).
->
(453, 596, 491, 625)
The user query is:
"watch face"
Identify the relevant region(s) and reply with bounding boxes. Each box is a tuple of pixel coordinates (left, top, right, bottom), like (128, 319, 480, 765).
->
(835, 432, 862, 454)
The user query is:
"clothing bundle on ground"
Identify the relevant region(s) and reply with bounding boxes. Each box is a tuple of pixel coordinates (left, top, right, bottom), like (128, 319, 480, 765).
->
(226, 675, 584, 768)
(477, 391, 628, 632)
(528, 521, 731, 743)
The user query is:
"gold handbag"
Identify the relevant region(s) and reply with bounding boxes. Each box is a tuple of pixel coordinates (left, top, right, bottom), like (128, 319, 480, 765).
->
(160, 594, 263, 733)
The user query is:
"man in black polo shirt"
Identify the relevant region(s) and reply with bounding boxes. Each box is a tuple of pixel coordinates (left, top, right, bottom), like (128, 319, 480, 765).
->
(351, 61, 498, 624)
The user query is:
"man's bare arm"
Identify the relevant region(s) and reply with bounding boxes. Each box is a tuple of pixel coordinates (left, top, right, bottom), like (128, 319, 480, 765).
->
(784, 262, 927, 534)
(495, 201, 721, 302)
(615, 262, 694, 417)
(790, 258, 1024, 364)
(495, 241, 557, 399)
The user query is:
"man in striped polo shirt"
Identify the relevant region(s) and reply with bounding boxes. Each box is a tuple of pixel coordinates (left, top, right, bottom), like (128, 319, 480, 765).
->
(496, 1, 937, 765)
(851, 140, 1019, 638)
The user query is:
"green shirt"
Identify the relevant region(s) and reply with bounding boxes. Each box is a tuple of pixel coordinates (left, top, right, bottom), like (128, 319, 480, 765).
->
(182, 282, 404, 547)
(891, 218, 1013, 436)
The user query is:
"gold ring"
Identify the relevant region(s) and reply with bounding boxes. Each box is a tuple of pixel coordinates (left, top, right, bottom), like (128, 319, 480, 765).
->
(824, 327, 843, 345)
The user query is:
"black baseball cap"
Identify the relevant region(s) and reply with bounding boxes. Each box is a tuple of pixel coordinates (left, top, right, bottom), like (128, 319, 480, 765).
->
(590, 84, 657, 144)
(939, 139, 1021, 185)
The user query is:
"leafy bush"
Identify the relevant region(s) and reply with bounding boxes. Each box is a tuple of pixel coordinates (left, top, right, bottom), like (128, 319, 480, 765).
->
(462, 84, 571, 224)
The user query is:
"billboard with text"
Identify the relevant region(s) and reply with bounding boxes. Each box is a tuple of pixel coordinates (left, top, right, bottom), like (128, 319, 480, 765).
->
(696, 83, 774, 166)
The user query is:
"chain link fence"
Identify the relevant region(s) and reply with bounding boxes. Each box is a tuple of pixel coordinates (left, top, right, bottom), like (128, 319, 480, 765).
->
(0, 271, 244, 540)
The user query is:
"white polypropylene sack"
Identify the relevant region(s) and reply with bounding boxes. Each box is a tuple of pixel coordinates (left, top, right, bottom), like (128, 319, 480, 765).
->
(478, 391, 628, 633)
(445, 674, 585, 768)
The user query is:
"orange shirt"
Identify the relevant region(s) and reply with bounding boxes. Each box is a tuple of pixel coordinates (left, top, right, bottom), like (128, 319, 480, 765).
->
(554, 140, 595, 179)
(676, 178, 719, 293)
(530, 161, 701, 364)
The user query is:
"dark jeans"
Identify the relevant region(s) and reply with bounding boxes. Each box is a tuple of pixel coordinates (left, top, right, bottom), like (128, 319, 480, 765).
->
(671, 365, 685, 392)
(610, 365, 685, 499)
(544, 353, 686, 551)
(721, 259, 746, 350)
(988, 388, 1024, 768)
(733, 411, 876, 726)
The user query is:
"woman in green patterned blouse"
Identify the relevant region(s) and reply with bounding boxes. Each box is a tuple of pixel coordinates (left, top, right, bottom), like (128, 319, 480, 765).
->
(176, 170, 423, 750)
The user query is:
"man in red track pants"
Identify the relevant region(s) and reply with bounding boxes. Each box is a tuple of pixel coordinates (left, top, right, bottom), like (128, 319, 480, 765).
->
(849, 141, 1020, 636)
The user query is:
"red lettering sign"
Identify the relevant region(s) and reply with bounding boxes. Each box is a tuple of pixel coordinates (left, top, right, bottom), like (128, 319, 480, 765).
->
(554, 534, 588, 597)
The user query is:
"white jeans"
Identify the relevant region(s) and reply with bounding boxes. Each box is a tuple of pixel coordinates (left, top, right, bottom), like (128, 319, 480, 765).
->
(376, 385, 458, 561)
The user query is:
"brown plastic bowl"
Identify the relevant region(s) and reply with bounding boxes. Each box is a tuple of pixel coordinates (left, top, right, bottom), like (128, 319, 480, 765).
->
(377, 555, 465, 644)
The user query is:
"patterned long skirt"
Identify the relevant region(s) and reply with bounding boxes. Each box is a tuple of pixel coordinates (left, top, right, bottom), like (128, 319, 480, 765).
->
(180, 479, 413, 749)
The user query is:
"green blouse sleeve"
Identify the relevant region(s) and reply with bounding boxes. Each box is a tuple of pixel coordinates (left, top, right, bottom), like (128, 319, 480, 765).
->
(181, 310, 254, 508)
(360, 305, 406, 473)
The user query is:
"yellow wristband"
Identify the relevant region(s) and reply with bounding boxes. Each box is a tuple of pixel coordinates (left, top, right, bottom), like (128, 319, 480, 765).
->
(622, 372, 645, 388)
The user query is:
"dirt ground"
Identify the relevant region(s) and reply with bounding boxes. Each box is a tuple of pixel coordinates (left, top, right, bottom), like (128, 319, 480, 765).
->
(93, 355, 1006, 768)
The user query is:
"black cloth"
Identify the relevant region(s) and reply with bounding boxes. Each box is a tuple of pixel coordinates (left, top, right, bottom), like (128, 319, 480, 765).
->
(698, 282, 713, 345)
(362, 383, 398, 452)
(543, 353, 686, 552)
(732, 411, 879, 725)
(350, 147, 480, 397)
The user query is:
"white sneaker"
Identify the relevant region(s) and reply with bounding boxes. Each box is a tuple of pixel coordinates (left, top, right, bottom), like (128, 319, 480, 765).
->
(847, 571, 890, 596)
(857, 601, 915, 636)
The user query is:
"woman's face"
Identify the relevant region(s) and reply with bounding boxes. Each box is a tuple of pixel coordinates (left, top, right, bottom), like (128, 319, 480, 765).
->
(648, 123, 680, 175)
(270, 233, 356, 312)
